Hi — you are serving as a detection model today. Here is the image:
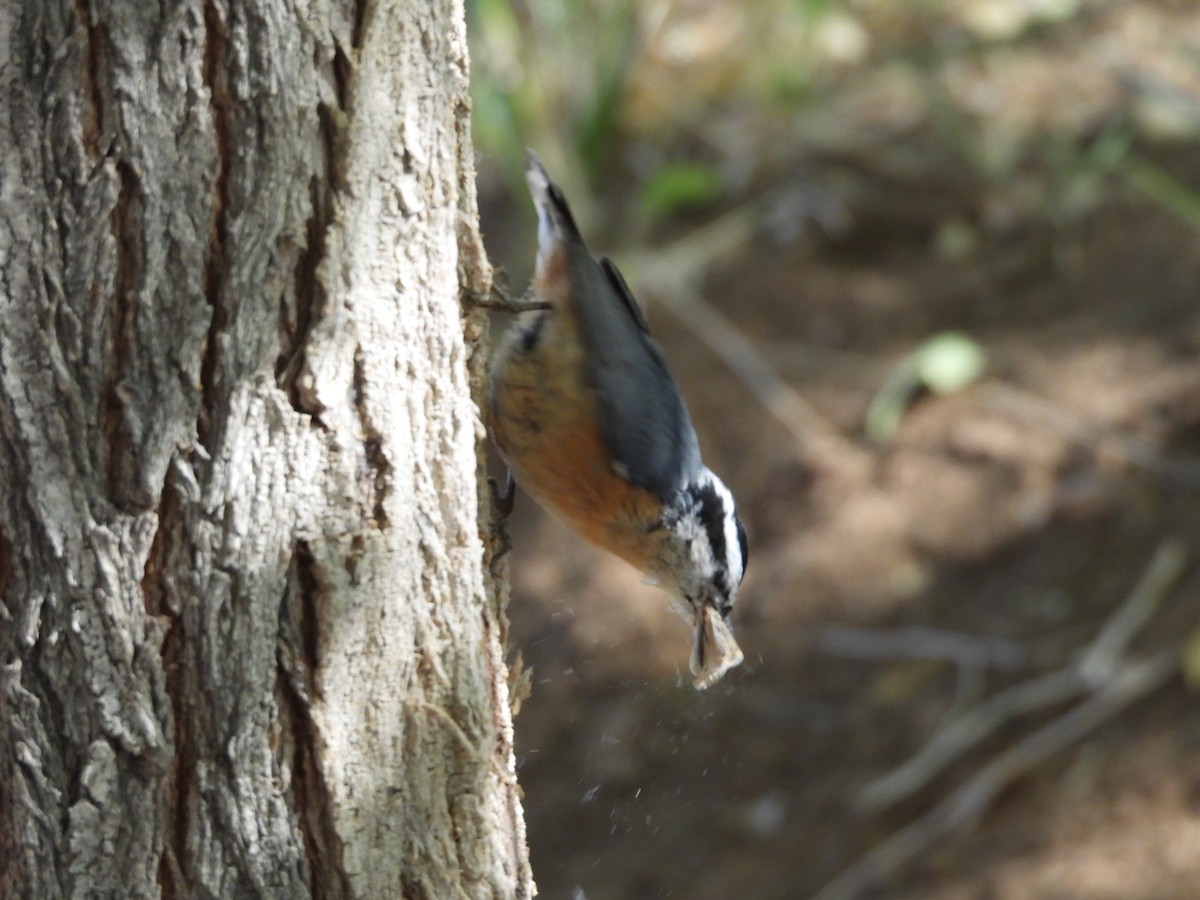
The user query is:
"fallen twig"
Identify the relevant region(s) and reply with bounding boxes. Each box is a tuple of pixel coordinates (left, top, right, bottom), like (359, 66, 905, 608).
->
(857, 667, 1086, 813)
(1079, 539, 1188, 683)
(813, 649, 1179, 900)
(858, 539, 1187, 813)
(812, 624, 1028, 672)
(813, 541, 1189, 898)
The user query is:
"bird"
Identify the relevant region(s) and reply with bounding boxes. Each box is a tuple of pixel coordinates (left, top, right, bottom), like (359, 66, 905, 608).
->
(488, 151, 748, 688)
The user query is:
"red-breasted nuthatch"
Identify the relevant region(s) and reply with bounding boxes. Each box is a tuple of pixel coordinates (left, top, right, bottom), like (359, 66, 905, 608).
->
(490, 152, 749, 689)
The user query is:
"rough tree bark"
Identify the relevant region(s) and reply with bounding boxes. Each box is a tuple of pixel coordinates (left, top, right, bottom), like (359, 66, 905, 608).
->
(0, 0, 531, 897)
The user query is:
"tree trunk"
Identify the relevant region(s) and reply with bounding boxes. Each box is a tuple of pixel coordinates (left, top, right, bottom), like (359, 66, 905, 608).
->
(0, 0, 531, 897)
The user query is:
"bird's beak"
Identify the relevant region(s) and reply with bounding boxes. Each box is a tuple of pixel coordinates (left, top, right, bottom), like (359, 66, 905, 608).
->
(689, 605, 744, 689)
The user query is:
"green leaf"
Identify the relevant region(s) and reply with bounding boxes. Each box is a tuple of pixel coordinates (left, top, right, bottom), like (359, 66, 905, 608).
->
(914, 332, 987, 395)
(865, 331, 986, 446)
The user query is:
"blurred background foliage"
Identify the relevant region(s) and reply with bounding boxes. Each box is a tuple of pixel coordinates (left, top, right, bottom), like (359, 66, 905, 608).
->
(467, 2, 1200, 898)
(471, 0, 1200, 257)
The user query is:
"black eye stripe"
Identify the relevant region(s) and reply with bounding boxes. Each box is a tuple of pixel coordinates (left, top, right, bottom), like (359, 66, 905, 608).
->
(695, 483, 727, 575)
(736, 515, 748, 584)
(518, 312, 548, 352)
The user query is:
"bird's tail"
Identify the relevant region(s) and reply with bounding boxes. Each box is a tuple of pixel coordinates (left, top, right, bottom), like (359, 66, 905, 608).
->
(525, 150, 583, 263)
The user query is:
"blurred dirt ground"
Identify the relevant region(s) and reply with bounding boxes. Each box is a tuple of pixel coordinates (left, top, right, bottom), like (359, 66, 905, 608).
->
(476, 1, 1200, 897)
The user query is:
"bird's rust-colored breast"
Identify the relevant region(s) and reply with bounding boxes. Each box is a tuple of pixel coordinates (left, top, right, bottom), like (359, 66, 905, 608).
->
(491, 308, 666, 573)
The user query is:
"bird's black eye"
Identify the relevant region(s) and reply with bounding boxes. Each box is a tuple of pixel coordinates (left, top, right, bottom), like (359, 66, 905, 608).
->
(518, 312, 547, 352)
(719, 602, 733, 618)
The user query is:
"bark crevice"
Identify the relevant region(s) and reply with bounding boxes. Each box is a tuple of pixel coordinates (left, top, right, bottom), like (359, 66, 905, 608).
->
(277, 174, 328, 414)
(140, 473, 188, 900)
(352, 350, 391, 528)
(350, 0, 368, 51)
(0, 523, 13, 617)
(278, 74, 342, 415)
(197, 0, 232, 451)
(73, 0, 104, 157)
(332, 47, 352, 113)
(102, 157, 146, 510)
(278, 542, 351, 900)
